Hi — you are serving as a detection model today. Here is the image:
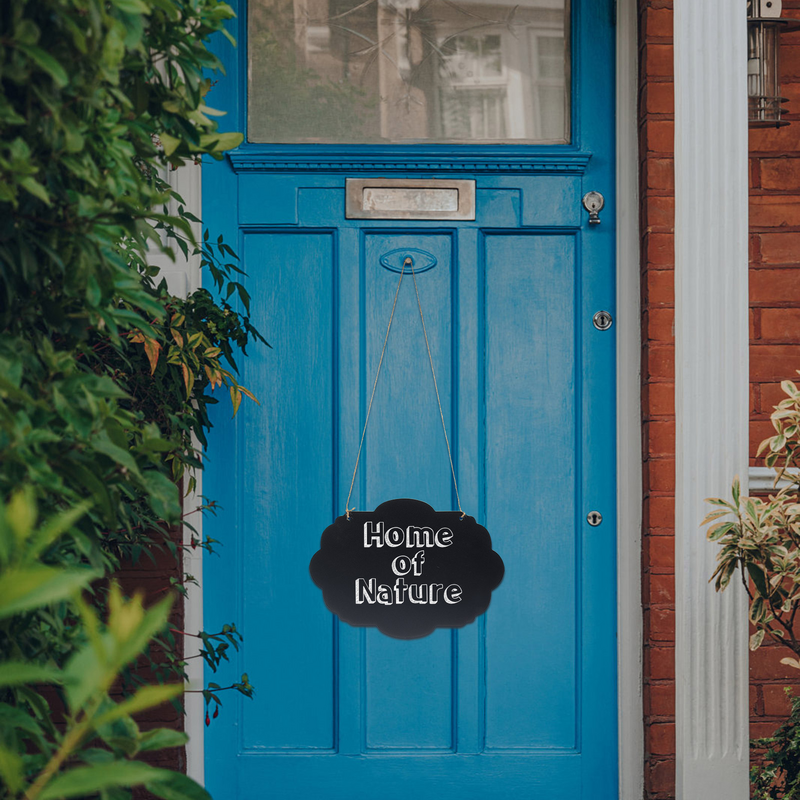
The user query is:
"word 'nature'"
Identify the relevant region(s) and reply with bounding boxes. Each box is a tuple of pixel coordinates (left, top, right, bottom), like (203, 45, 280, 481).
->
(355, 520, 462, 606)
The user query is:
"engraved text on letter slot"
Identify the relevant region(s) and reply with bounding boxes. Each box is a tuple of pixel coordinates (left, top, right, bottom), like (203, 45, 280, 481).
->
(345, 178, 475, 220)
(362, 187, 459, 214)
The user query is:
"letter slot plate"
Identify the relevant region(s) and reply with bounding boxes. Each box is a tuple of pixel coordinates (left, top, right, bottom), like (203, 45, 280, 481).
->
(346, 178, 476, 220)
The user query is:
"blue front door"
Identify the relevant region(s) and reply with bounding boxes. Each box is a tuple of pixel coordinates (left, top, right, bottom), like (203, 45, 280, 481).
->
(204, 1, 616, 797)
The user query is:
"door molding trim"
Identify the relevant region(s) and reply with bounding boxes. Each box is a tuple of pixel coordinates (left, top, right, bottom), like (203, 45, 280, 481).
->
(673, 0, 750, 796)
(615, 0, 643, 797)
(227, 148, 592, 174)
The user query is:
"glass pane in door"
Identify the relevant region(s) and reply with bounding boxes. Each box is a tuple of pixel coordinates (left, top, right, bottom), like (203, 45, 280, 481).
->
(248, 0, 569, 143)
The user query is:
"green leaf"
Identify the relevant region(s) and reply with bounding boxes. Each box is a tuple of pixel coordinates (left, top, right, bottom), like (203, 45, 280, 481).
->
(230, 385, 241, 416)
(0, 701, 45, 733)
(27, 502, 92, 562)
(146, 771, 212, 800)
(747, 562, 769, 598)
(0, 567, 98, 619)
(750, 596, 765, 624)
(94, 684, 182, 728)
(198, 132, 244, 153)
(141, 471, 180, 522)
(19, 176, 51, 205)
(17, 45, 68, 87)
(110, 0, 151, 12)
(137, 728, 189, 752)
(6, 486, 37, 544)
(14, 19, 40, 46)
(706, 498, 734, 509)
(63, 643, 107, 714)
(68, 464, 115, 522)
(749, 629, 765, 651)
(39, 762, 166, 800)
(140, 437, 176, 454)
(100, 782, 135, 800)
(0, 99, 25, 126)
(0, 662, 62, 688)
(86, 275, 102, 307)
(80, 749, 115, 765)
(772, 434, 787, 453)
(0, 743, 24, 795)
(115, 595, 174, 668)
(707, 521, 735, 542)
(160, 133, 181, 157)
(91, 433, 142, 479)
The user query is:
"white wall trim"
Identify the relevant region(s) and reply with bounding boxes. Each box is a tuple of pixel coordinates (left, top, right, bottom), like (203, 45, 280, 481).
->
(673, 1, 750, 797)
(749, 465, 799, 492)
(616, 0, 644, 797)
(154, 161, 206, 786)
(182, 456, 205, 786)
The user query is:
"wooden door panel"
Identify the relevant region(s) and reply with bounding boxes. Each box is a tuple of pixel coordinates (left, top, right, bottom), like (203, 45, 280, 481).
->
(237, 231, 336, 752)
(483, 233, 578, 750)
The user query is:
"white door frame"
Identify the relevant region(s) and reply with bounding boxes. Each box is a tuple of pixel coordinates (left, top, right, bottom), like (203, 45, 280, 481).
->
(615, 0, 644, 795)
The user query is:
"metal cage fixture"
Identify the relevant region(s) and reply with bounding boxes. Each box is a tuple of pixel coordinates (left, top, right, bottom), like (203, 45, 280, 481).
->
(748, 0, 800, 127)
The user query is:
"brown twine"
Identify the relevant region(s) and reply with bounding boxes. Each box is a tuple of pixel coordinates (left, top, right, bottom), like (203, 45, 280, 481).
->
(344, 256, 465, 519)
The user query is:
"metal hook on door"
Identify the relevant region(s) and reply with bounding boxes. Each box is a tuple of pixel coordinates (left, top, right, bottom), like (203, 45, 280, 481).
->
(379, 248, 437, 274)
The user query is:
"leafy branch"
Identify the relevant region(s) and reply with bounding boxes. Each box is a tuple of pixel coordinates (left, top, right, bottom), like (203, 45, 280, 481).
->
(705, 376, 800, 665)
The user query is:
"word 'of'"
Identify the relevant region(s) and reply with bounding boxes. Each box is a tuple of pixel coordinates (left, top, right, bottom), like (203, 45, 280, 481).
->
(364, 521, 453, 549)
(355, 577, 462, 605)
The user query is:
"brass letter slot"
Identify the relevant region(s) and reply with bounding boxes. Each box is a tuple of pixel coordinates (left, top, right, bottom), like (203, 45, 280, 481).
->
(345, 178, 476, 220)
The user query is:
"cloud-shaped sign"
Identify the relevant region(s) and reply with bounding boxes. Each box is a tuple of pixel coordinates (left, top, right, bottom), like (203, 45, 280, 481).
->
(309, 498, 505, 639)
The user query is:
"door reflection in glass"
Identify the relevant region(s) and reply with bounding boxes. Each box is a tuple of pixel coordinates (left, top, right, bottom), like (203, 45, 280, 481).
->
(248, 0, 569, 143)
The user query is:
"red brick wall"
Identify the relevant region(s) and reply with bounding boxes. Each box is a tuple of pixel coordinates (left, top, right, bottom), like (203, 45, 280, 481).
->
(640, 1, 800, 797)
(640, 1, 675, 795)
(748, 0, 800, 753)
(116, 531, 186, 776)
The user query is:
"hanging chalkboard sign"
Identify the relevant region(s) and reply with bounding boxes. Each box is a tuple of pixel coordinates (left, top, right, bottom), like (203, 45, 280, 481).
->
(309, 498, 505, 640)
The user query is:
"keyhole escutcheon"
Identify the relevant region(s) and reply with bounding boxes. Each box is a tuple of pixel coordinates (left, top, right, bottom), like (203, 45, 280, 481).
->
(587, 511, 603, 527)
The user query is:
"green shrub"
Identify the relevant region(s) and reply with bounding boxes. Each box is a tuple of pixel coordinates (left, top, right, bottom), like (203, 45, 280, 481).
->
(0, 490, 209, 800)
(752, 689, 800, 800)
(705, 376, 800, 794)
(0, 0, 262, 795)
(705, 378, 800, 661)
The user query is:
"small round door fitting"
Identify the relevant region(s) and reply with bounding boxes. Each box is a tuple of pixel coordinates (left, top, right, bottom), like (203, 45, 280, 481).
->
(593, 310, 613, 331)
(587, 511, 603, 527)
(380, 248, 438, 274)
(582, 191, 605, 224)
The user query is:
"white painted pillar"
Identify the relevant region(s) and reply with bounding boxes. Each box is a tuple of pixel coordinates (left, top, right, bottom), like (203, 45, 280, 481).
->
(172, 162, 205, 787)
(150, 161, 206, 785)
(674, 1, 750, 797)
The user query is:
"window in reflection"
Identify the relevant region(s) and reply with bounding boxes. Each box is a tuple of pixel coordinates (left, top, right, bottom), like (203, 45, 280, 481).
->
(248, 0, 569, 143)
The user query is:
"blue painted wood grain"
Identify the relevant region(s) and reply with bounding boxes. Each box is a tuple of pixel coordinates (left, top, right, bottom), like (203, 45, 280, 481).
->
(203, 0, 618, 795)
(483, 233, 578, 750)
(237, 232, 337, 751)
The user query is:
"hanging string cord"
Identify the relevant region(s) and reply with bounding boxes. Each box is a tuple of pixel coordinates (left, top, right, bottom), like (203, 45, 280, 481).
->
(344, 256, 465, 520)
(409, 260, 465, 519)
(345, 258, 407, 519)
